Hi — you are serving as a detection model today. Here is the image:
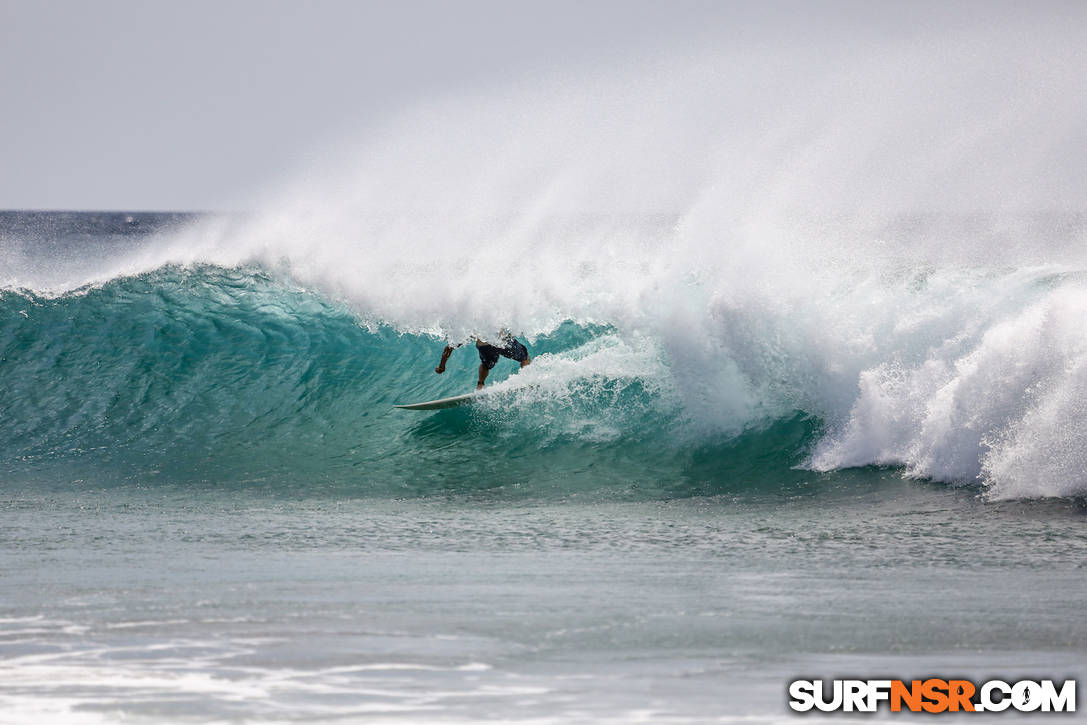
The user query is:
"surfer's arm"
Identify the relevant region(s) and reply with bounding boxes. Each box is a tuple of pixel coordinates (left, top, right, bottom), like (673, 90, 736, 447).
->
(435, 345, 456, 374)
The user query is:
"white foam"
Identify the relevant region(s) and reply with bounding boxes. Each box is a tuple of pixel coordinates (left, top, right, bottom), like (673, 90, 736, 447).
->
(810, 280, 1087, 498)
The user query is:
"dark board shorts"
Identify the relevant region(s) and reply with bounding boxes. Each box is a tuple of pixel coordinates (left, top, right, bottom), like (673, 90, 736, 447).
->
(477, 339, 529, 370)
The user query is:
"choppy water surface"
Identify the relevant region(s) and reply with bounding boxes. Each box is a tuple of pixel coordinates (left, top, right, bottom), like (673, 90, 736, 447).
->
(1, 476, 1085, 723)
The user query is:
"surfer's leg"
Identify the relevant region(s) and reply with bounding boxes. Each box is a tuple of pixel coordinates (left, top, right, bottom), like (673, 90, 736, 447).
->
(477, 344, 500, 389)
(520, 355, 531, 368)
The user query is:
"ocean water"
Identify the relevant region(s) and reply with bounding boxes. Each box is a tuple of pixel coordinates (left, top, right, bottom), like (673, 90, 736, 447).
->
(4, 16, 1087, 719)
(1, 210, 1085, 724)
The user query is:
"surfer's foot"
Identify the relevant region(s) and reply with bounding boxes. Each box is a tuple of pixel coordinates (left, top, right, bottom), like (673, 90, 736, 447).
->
(476, 383, 484, 390)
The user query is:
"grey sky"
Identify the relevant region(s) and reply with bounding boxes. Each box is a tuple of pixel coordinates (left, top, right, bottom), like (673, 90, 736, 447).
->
(2, 1, 1082, 211)
(1, 0, 734, 211)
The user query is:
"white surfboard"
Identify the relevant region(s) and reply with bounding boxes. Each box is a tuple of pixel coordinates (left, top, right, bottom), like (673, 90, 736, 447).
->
(394, 391, 480, 410)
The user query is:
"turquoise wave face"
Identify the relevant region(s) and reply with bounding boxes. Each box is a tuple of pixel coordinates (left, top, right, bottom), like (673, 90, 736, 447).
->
(0, 266, 822, 498)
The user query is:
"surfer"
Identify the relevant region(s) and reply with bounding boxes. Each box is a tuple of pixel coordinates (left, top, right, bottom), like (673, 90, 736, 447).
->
(435, 332, 531, 390)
